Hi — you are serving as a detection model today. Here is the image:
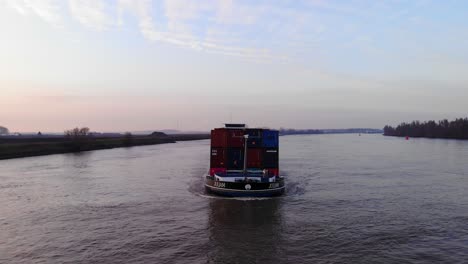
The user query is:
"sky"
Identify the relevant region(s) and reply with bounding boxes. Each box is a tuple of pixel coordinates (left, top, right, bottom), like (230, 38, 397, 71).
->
(1, 0, 467, 132)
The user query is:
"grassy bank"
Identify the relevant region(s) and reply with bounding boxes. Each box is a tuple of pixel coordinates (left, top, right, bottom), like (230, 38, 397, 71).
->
(0, 134, 210, 160)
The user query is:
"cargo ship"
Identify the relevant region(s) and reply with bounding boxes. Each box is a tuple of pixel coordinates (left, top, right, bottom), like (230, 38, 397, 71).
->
(205, 124, 285, 197)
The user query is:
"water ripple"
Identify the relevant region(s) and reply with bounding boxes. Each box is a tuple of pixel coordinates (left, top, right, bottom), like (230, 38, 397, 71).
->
(1, 136, 468, 263)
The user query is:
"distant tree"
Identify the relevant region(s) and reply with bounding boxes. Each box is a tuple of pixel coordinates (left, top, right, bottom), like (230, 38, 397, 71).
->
(37, 131, 42, 136)
(383, 125, 395, 136)
(0, 126, 9, 135)
(383, 117, 468, 139)
(150, 131, 168, 137)
(123, 132, 133, 146)
(64, 127, 91, 151)
(65, 127, 90, 138)
(279, 128, 323, 135)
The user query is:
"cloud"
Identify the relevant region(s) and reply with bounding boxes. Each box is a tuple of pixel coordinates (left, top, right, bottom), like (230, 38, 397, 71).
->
(6, 0, 63, 27)
(68, 0, 113, 31)
(116, 0, 278, 61)
(4, 0, 309, 61)
(4, 0, 433, 64)
(5, 0, 29, 15)
(218, 1, 272, 25)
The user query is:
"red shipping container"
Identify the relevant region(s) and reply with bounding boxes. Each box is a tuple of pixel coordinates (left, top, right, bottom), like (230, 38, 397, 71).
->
(267, 168, 279, 177)
(227, 130, 244, 147)
(209, 167, 226, 176)
(247, 148, 263, 168)
(210, 148, 226, 168)
(211, 129, 228, 147)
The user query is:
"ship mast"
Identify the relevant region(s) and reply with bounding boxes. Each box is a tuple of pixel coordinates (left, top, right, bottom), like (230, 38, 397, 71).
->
(243, 134, 249, 179)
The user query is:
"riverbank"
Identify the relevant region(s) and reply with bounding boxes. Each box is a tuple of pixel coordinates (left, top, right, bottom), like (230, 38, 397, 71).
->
(383, 134, 468, 140)
(383, 118, 468, 140)
(0, 134, 210, 160)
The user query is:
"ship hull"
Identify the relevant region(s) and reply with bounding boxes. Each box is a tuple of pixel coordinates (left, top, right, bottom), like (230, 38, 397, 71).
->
(204, 176, 285, 197)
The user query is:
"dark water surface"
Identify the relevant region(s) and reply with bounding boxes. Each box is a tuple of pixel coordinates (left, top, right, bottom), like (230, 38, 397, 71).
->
(1, 135, 468, 263)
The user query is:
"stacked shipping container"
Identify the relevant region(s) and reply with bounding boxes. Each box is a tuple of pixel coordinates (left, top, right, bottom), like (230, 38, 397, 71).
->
(210, 127, 279, 177)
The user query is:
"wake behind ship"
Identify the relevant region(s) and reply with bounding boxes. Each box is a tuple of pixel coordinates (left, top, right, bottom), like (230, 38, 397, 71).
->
(205, 124, 285, 197)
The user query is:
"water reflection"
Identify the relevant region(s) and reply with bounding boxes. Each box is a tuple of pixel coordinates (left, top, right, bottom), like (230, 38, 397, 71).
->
(64, 151, 93, 169)
(207, 198, 284, 264)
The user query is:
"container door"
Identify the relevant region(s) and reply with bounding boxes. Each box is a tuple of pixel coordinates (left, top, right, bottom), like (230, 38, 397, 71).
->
(227, 148, 244, 170)
(247, 148, 263, 168)
(211, 129, 228, 147)
(227, 130, 244, 147)
(246, 129, 262, 147)
(210, 147, 226, 168)
(262, 130, 278, 148)
(263, 148, 278, 168)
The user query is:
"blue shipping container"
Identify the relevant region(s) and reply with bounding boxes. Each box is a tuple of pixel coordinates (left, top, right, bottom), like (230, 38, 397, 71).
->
(246, 129, 262, 147)
(262, 130, 279, 148)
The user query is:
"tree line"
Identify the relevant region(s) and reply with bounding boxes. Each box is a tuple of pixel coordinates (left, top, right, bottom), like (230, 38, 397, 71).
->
(64, 127, 134, 151)
(279, 128, 323, 135)
(384, 118, 468, 139)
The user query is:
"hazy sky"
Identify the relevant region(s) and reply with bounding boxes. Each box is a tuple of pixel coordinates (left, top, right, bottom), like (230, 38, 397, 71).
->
(1, 0, 467, 132)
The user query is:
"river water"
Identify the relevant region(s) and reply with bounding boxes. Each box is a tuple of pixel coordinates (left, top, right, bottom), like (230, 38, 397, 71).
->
(1, 134, 467, 263)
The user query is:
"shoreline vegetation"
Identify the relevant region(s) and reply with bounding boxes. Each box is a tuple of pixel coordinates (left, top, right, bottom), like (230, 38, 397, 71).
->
(279, 128, 382, 135)
(7, 118, 466, 160)
(0, 129, 209, 160)
(384, 118, 468, 140)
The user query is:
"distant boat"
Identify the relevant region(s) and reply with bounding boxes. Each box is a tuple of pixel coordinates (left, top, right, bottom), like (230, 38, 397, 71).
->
(204, 124, 285, 197)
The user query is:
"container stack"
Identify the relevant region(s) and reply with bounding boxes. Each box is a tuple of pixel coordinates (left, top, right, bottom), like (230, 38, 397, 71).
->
(210, 125, 279, 177)
(261, 129, 279, 177)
